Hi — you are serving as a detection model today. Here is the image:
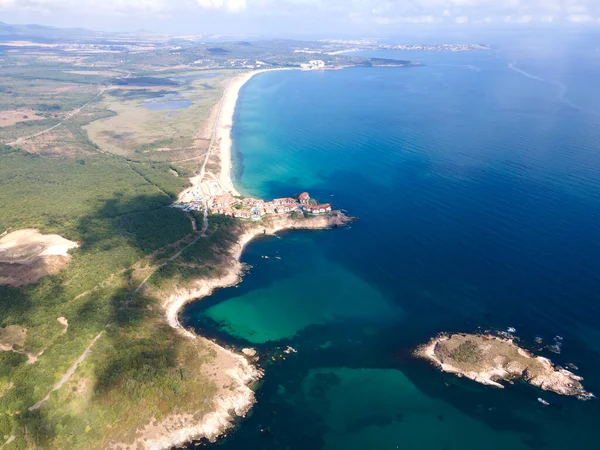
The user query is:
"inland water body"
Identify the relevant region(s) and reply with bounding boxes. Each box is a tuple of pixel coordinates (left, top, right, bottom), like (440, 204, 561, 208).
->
(181, 38, 600, 450)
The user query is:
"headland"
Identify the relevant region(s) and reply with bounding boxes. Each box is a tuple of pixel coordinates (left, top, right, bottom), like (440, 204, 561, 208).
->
(145, 70, 354, 449)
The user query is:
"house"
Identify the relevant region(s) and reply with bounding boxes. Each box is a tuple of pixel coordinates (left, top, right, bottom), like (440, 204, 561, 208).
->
(234, 210, 252, 219)
(272, 198, 297, 206)
(303, 203, 332, 214)
(275, 204, 298, 214)
(210, 206, 233, 216)
(262, 204, 275, 215)
(299, 192, 310, 204)
(243, 197, 264, 208)
(211, 194, 236, 208)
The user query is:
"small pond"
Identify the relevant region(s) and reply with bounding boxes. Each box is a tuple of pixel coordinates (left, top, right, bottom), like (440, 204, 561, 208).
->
(140, 93, 193, 111)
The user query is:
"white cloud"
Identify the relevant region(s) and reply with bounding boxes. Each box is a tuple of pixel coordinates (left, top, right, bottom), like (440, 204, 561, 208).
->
(0, 0, 171, 15)
(196, 0, 247, 13)
(567, 13, 594, 22)
(2, 0, 600, 27)
(514, 14, 533, 23)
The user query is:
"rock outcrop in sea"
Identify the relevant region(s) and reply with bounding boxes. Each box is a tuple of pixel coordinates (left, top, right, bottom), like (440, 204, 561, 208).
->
(415, 333, 593, 400)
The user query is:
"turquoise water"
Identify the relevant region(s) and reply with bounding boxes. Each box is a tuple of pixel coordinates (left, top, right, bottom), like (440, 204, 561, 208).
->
(181, 42, 600, 449)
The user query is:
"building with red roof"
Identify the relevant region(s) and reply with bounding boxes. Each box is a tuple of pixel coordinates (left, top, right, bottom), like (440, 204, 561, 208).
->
(299, 192, 310, 204)
(303, 203, 332, 214)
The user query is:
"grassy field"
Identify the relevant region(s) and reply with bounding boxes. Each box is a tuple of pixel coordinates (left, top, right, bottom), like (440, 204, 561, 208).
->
(0, 40, 269, 447)
(0, 143, 231, 448)
(0, 52, 242, 448)
(84, 70, 235, 162)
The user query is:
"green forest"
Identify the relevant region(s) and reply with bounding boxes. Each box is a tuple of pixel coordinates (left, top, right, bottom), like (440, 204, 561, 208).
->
(0, 144, 221, 449)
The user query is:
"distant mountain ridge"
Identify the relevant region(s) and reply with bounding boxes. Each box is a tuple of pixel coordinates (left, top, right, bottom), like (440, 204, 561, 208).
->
(0, 21, 108, 42)
(0, 21, 181, 43)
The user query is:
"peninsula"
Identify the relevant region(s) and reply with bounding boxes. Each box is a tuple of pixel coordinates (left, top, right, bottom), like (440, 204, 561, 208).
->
(415, 333, 593, 400)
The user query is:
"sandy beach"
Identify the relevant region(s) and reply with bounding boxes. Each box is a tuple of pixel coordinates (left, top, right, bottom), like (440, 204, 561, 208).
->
(144, 68, 352, 450)
(216, 69, 292, 196)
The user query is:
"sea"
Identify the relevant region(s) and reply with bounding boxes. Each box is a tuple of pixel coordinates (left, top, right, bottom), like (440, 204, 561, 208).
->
(180, 33, 600, 450)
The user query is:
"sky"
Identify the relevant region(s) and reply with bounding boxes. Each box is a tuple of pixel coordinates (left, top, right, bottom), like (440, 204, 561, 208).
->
(1, 0, 600, 36)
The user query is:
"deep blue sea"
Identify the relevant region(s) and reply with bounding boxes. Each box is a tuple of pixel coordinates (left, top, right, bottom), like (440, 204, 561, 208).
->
(181, 40, 600, 450)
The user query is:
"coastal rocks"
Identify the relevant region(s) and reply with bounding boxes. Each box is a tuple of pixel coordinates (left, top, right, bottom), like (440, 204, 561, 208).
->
(125, 340, 263, 450)
(151, 209, 354, 449)
(415, 333, 593, 400)
(242, 348, 257, 357)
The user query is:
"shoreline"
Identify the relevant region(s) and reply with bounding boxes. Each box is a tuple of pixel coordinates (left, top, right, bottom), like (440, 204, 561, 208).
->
(217, 68, 294, 196)
(149, 69, 351, 449)
(153, 214, 351, 449)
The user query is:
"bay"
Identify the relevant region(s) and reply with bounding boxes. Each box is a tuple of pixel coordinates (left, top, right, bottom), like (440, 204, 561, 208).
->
(181, 44, 600, 450)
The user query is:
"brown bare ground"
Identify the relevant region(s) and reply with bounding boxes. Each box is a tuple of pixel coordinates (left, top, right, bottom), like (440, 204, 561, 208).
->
(0, 229, 78, 286)
(16, 126, 96, 157)
(0, 109, 45, 127)
(0, 325, 27, 351)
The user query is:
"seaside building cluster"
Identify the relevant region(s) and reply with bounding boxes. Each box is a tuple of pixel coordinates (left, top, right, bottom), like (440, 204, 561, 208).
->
(300, 59, 326, 70)
(209, 191, 332, 220)
(171, 186, 204, 212)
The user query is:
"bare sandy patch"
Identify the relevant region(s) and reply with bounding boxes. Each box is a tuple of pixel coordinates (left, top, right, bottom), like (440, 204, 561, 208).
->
(0, 109, 45, 127)
(0, 229, 79, 286)
(0, 325, 27, 351)
(64, 70, 119, 77)
(57, 317, 69, 334)
(0, 325, 39, 364)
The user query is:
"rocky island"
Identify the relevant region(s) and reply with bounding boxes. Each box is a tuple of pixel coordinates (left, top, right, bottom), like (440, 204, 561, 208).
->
(415, 333, 593, 400)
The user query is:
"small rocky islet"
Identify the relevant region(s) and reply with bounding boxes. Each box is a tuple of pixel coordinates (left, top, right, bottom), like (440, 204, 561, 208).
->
(415, 333, 593, 400)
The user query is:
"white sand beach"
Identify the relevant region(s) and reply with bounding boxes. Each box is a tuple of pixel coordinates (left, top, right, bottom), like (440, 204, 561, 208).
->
(146, 67, 352, 450)
(216, 69, 291, 196)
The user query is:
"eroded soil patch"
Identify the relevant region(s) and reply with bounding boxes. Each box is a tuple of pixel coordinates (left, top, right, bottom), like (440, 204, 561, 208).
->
(0, 229, 78, 286)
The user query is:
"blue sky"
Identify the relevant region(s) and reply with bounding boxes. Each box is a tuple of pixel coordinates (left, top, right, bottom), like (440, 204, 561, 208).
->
(1, 0, 600, 36)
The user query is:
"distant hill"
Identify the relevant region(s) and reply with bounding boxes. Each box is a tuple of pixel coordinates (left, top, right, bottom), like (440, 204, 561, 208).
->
(0, 21, 179, 44)
(0, 21, 109, 42)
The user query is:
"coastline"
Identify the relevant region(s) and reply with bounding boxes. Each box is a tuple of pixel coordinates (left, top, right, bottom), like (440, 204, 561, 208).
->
(149, 214, 351, 449)
(217, 68, 293, 196)
(146, 69, 351, 449)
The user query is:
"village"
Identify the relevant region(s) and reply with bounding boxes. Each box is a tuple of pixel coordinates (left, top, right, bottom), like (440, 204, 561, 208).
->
(209, 191, 332, 220)
(171, 187, 333, 221)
